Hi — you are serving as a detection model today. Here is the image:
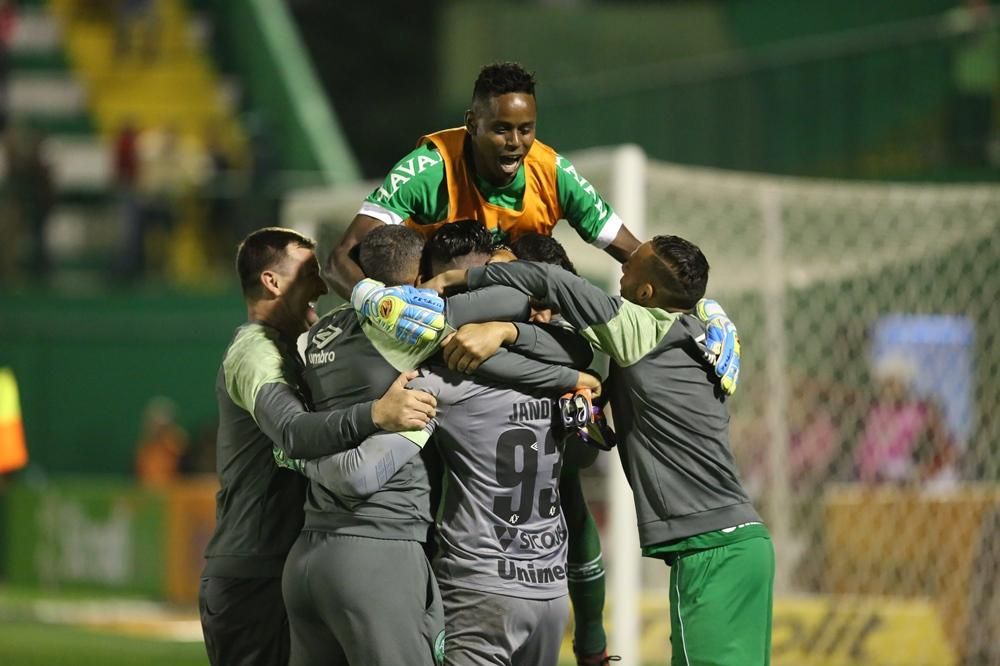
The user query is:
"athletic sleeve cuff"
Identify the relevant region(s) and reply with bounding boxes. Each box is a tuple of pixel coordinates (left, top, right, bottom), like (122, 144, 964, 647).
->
(358, 201, 404, 226)
(592, 212, 624, 249)
(352, 400, 379, 439)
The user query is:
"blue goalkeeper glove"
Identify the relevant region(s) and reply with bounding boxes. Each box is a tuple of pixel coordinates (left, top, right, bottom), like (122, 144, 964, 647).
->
(695, 298, 741, 396)
(351, 278, 446, 346)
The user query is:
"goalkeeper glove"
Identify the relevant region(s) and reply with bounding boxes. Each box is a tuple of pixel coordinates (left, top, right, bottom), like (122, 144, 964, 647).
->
(351, 278, 446, 346)
(695, 298, 741, 396)
(559, 388, 618, 451)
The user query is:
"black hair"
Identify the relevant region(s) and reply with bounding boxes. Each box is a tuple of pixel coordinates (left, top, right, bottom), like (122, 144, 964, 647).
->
(472, 62, 536, 104)
(423, 219, 496, 276)
(236, 227, 316, 298)
(650, 235, 710, 310)
(509, 233, 577, 275)
(358, 225, 425, 286)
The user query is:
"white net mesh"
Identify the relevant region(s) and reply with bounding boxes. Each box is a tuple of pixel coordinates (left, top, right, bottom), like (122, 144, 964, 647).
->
(285, 147, 1000, 665)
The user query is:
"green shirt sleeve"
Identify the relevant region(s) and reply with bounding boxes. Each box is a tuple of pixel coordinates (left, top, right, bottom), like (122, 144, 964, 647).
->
(223, 324, 378, 460)
(222, 325, 288, 416)
(363, 143, 451, 225)
(468, 261, 678, 367)
(555, 154, 622, 246)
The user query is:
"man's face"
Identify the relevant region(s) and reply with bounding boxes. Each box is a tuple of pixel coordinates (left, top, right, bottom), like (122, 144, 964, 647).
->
(273, 244, 328, 337)
(467, 92, 537, 187)
(618, 242, 655, 304)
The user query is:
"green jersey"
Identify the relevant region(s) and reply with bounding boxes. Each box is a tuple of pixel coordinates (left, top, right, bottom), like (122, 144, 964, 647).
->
(359, 141, 623, 247)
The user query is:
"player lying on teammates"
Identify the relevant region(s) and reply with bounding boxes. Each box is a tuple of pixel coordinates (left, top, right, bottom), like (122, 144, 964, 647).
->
(199, 228, 437, 666)
(325, 60, 641, 302)
(277, 225, 600, 666)
(326, 60, 737, 664)
(419, 237, 772, 666)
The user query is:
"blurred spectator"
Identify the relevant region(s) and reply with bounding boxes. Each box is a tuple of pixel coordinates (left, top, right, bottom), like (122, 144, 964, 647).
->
(113, 119, 142, 277)
(788, 377, 843, 493)
(115, 0, 160, 62)
(202, 123, 238, 270)
(113, 119, 140, 189)
(179, 421, 217, 476)
(2, 122, 53, 279)
(0, 0, 15, 132)
(854, 356, 958, 486)
(128, 124, 206, 279)
(947, 0, 1000, 167)
(135, 396, 189, 487)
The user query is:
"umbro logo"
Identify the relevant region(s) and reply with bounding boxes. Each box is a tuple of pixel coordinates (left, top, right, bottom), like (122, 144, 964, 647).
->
(312, 325, 343, 350)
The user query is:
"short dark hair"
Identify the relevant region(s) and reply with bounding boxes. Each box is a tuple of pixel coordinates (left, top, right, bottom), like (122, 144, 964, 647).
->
(510, 233, 577, 275)
(237, 227, 316, 298)
(472, 62, 536, 104)
(423, 219, 495, 276)
(649, 235, 709, 310)
(358, 225, 424, 286)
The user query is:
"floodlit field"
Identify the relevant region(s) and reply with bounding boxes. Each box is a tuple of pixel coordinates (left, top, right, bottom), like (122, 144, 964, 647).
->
(0, 587, 666, 666)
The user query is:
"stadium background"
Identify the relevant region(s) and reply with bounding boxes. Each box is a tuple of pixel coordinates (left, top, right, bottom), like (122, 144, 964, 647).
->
(0, 0, 997, 664)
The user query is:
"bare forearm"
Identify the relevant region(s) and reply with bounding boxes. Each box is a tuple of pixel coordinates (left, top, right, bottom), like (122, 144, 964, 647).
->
(327, 246, 366, 299)
(604, 225, 641, 263)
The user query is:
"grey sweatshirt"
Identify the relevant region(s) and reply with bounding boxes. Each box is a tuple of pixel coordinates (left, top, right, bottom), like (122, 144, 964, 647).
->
(468, 261, 761, 547)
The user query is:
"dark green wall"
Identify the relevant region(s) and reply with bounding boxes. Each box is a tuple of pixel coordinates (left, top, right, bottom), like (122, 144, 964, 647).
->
(0, 290, 245, 476)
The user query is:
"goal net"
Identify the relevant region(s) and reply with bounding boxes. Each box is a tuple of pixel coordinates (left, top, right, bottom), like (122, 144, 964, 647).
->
(284, 145, 1000, 665)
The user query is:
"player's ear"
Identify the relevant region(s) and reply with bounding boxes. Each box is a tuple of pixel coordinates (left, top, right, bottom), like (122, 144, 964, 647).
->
(260, 269, 281, 297)
(464, 109, 476, 136)
(635, 282, 655, 305)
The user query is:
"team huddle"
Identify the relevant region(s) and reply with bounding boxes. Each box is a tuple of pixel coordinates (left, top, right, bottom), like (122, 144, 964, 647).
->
(198, 63, 773, 666)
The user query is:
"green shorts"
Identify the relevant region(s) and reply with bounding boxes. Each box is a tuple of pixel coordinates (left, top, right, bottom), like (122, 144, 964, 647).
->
(667, 535, 774, 666)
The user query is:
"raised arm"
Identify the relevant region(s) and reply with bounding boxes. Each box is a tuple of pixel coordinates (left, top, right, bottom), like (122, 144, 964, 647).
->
(444, 261, 679, 368)
(604, 225, 641, 263)
(474, 347, 599, 395)
(326, 214, 385, 299)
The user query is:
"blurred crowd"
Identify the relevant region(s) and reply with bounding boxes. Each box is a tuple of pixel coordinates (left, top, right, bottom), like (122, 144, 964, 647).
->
(0, 0, 284, 286)
(0, 116, 282, 285)
(109, 118, 279, 283)
(731, 353, 962, 589)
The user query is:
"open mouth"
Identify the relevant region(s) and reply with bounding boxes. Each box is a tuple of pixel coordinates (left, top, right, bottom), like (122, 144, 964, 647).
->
(306, 301, 319, 324)
(498, 154, 522, 176)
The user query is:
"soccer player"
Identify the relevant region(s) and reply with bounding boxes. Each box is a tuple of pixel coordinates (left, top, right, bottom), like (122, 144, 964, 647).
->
(280, 225, 596, 666)
(508, 233, 613, 665)
(424, 237, 774, 666)
(325, 61, 641, 300)
(434, 230, 615, 664)
(199, 227, 436, 666)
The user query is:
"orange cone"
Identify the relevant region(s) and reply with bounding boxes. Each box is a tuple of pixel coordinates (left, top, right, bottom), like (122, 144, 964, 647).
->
(0, 368, 28, 473)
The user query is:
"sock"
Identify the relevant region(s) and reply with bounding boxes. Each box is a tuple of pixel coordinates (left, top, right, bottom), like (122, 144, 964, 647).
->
(561, 471, 607, 656)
